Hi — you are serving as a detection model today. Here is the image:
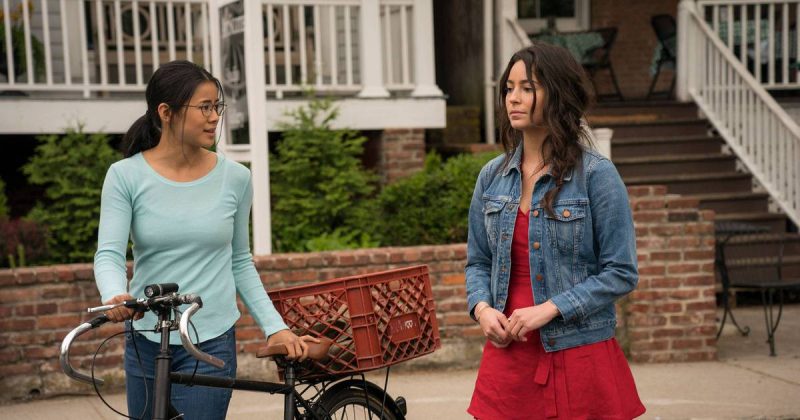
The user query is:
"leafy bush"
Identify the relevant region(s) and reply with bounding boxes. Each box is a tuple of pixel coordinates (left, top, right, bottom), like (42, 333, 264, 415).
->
(270, 98, 379, 252)
(23, 127, 121, 263)
(0, 216, 48, 268)
(369, 152, 498, 246)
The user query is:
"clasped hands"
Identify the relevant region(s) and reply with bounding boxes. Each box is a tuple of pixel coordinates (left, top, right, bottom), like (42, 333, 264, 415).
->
(475, 301, 561, 348)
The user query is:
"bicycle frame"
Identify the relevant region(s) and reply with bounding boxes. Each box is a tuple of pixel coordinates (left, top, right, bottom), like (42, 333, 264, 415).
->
(61, 296, 349, 420)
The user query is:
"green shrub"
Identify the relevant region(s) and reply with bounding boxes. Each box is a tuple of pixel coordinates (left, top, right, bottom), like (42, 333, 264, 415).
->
(370, 152, 498, 246)
(0, 178, 7, 218)
(23, 127, 121, 263)
(270, 98, 379, 252)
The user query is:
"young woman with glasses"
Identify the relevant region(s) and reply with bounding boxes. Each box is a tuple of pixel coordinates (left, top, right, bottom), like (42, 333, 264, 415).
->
(93, 60, 317, 419)
(465, 44, 646, 419)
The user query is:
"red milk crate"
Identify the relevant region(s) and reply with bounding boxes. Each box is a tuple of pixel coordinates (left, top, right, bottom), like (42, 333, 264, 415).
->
(270, 265, 441, 378)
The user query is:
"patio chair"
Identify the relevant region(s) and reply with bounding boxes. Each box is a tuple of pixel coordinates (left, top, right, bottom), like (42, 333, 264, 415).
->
(647, 14, 677, 99)
(582, 27, 624, 101)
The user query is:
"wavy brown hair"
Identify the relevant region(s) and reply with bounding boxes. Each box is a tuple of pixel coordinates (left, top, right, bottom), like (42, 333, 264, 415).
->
(497, 42, 594, 217)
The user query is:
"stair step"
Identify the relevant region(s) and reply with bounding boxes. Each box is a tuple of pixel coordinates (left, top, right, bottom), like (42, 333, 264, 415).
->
(615, 153, 736, 177)
(687, 192, 770, 214)
(714, 212, 787, 233)
(611, 135, 724, 158)
(588, 101, 699, 121)
(624, 171, 752, 195)
(602, 118, 709, 139)
(600, 118, 710, 139)
(614, 153, 733, 164)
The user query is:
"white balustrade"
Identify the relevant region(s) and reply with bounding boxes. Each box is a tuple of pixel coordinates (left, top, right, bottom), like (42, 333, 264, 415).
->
(698, 0, 800, 90)
(0, 0, 212, 94)
(0, 0, 430, 98)
(678, 0, 800, 226)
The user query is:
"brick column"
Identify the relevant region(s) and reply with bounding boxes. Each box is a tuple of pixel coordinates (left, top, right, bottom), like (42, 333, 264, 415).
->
(378, 129, 426, 184)
(624, 186, 718, 362)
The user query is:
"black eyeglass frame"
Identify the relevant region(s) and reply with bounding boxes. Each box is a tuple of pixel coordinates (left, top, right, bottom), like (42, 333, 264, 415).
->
(183, 102, 227, 118)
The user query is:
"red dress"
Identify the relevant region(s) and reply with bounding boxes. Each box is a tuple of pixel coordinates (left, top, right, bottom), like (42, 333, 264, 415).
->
(468, 208, 646, 420)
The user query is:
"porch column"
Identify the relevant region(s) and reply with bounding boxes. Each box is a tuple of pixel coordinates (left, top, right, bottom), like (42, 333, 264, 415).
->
(358, 0, 390, 98)
(411, 0, 443, 97)
(676, 0, 695, 102)
(243, 0, 272, 254)
(484, 0, 496, 144)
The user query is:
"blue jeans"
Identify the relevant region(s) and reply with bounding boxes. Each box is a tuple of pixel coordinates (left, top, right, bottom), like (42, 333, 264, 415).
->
(124, 322, 237, 420)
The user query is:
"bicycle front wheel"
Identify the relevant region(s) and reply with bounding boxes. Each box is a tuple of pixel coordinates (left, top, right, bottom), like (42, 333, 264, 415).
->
(317, 387, 399, 420)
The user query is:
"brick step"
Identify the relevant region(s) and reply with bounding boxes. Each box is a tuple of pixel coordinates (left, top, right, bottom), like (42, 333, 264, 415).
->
(623, 172, 752, 195)
(614, 153, 736, 177)
(611, 135, 724, 158)
(714, 212, 788, 233)
(588, 101, 699, 121)
(687, 191, 771, 214)
(722, 233, 800, 259)
(599, 118, 709, 139)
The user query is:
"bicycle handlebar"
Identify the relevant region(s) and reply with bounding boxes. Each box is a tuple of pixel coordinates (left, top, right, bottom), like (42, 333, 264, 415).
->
(60, 315, 111, 385)
(61, 290, 224, 386)
(179, 300, 225, 369)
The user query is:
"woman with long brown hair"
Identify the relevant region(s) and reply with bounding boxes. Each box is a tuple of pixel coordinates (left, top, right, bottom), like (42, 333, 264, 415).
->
(465, 43, 646, 419)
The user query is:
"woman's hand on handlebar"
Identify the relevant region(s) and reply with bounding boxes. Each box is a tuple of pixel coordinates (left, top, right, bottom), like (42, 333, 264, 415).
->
(103, 294, 143, 322)
(267, 329, 321, 362)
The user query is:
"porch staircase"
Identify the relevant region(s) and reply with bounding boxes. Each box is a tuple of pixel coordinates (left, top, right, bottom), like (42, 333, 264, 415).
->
(588, 100, 800, 291)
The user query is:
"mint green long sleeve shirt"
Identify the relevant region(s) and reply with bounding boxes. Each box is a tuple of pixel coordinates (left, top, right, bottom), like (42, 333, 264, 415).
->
(94, 152, 288, 345)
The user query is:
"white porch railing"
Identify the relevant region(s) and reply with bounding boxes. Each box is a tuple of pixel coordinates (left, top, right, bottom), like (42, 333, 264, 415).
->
(677, 0, 800, 226)
(0, 0, 437, 99)
(254, 0, 416, 98)
(695, 0, 799, 90)
(0, 0, 213, 95)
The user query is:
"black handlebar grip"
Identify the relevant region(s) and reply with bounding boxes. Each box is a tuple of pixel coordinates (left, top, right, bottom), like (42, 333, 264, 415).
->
(88, 314, 110, 328)
(144, 283, 179, 298)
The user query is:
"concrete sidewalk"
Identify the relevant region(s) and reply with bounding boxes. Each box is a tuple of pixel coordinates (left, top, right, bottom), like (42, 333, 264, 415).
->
(3, 305, 799, 419)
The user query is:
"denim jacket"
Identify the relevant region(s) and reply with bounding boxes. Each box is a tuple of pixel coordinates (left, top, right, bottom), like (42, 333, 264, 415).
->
(465, 145, 638, 352)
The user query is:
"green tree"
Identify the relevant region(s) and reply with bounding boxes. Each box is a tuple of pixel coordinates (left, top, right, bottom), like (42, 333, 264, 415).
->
(270, 98, 378, 252)
(23, 127, 121, 262)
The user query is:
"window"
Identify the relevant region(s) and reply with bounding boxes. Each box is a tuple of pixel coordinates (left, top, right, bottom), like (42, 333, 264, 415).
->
(517, 0, 590, 34)
(518, 0, 575, 19)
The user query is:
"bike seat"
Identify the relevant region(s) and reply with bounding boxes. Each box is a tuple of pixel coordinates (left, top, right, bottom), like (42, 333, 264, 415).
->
(256, 337, 333, 361)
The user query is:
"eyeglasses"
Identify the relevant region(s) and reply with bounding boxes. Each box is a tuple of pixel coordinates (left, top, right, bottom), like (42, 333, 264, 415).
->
(184, 102, 227, 118)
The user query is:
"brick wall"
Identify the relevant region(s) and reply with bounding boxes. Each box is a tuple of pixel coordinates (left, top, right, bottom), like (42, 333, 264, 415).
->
(378, 129, 426, 184)
(0, 185, 716, 401)
(591, 0, 680, 99)
(624, 186, 717, 362)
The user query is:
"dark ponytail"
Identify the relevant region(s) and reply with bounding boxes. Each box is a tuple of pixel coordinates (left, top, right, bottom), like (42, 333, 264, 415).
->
(122, 60, 224, 158)
(123, 111, 161, 157)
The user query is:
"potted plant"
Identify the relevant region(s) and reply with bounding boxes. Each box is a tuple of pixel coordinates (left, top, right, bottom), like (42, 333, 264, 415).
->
(0, 1, 45, 81)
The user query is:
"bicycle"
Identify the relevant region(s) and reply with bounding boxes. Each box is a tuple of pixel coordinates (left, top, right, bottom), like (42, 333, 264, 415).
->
(60, 282, 408, 420)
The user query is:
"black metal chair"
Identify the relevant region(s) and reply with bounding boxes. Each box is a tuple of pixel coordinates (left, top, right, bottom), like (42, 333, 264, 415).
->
(716, 221, 800, 356)
(582, 27, 624, 101)
(647, 14, 677, 99)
